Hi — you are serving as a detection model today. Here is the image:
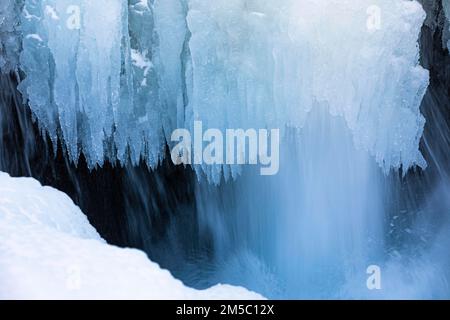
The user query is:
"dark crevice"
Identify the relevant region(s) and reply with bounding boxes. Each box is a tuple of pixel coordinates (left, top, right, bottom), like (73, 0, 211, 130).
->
(0, 0, 449, 291)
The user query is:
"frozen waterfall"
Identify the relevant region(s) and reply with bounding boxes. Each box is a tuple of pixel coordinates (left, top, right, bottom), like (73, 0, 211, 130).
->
(2, 0, 450, 300)
(12, 0, 429, 181)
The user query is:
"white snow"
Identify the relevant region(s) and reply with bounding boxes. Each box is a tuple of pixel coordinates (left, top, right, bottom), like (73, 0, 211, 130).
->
(0, 172, 264, 300)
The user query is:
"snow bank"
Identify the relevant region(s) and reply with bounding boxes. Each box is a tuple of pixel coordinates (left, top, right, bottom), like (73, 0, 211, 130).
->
(0, 172, 263, 299)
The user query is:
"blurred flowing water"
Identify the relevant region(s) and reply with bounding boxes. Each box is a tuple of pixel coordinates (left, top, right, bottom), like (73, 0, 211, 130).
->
(0, 0, 449, 299)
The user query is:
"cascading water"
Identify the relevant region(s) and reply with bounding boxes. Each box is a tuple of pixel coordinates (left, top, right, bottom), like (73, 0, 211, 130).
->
(1, 0, 450, 299)
(191, 107, 386, 299)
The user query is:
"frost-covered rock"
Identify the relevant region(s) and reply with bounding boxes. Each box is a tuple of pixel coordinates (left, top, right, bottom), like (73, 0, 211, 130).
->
(16, 0, 429, 181)
(0, 172, 263, 299)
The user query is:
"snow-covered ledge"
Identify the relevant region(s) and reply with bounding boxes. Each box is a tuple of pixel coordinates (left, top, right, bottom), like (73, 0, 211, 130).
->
(0, 172, 263, 300)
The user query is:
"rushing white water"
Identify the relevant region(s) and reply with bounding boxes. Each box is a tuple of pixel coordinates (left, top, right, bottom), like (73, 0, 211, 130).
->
(0, 0, 22, 73)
